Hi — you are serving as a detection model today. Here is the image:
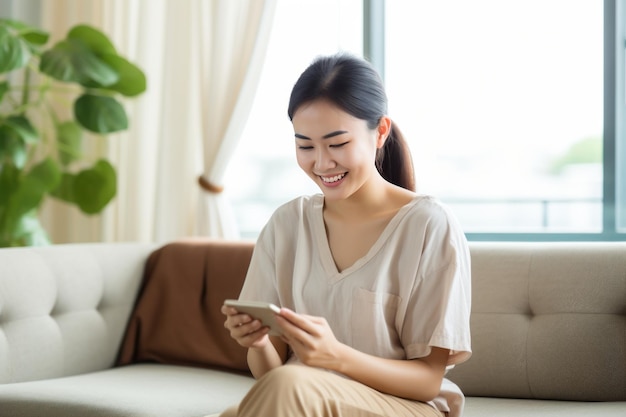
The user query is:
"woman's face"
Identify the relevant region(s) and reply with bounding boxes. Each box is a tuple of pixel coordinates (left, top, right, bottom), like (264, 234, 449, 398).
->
(292, 100, 385, 201)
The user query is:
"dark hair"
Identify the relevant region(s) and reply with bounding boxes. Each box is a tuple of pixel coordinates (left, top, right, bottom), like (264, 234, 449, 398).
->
(287, 53, 415, 192)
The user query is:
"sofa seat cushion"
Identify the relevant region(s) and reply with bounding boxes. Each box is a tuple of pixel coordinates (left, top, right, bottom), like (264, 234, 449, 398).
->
(464, 397, 626, 417)
(0, 363, 254, 417)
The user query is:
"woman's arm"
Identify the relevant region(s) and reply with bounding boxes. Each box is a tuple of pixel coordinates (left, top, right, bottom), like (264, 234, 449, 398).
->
(221, 304, 289, 379)
(247, 335, 289, 378)
(276, 309, 448, 402)
(335, 344, 449, 402)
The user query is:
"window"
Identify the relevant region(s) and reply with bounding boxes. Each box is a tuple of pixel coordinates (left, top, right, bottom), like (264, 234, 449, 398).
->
(226, 0, 625, 241)
(224, 0, 362, 238)
(382, 0, 624, 240)
(609, 0, 626, 235)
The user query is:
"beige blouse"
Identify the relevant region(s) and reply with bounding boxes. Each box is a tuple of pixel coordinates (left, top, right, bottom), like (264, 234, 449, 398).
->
(239, 193, 472, 416)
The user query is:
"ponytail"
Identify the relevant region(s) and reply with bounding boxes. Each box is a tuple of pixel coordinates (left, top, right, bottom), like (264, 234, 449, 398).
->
(376, 121, 416, 192)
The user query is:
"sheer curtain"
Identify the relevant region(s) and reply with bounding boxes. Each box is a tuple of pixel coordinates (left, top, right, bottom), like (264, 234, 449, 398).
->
(194, 0, 277, 239)
(37, 0, 276, 244)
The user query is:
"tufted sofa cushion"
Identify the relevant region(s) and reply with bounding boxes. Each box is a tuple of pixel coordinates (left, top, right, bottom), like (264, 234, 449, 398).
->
(0, 242, 156, 384)
(447, 242, 626, 401)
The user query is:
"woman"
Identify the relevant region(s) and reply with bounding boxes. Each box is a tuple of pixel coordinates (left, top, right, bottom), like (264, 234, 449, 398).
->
(220, 53, 471, 417)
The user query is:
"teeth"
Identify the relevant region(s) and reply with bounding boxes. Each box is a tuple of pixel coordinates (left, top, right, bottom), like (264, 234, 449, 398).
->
(321, 173, 346, 183)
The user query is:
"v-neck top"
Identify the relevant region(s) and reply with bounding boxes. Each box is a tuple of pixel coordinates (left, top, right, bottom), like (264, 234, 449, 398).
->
(238, 193, 472, 416)
(314, 193, 422, 279)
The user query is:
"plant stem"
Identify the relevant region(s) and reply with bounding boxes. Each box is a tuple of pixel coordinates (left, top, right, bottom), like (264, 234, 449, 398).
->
(20, 67, 31, 115)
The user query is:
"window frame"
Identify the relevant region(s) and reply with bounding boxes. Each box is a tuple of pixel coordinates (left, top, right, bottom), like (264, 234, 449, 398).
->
(366, 0, 626, 242)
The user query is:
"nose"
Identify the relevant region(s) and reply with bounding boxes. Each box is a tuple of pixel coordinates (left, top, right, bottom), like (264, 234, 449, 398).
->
(314, 147, 336, 172)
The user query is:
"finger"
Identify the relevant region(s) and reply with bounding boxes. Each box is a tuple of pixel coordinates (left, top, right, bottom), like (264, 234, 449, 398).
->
(275, 315, 314, 349)
(230, 318, 261, 336)
(278, 309, 319, 335)
(221, 305, 240, 316)
(279, 308, 320, 322)
(231, 314, 256, 330)
(240, 323, 270, 340)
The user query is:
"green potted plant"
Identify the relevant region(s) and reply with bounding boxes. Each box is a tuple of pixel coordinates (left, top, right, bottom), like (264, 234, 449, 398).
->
(0, 19, 146, 247)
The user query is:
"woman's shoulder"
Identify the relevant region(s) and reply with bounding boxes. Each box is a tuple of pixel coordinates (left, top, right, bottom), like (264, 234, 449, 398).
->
(403, 195, 466, 239)
(256, 194, 322, 249)
(405, 194, 456, 221)
(398, 195, 469, 270)
(264, 194, 323, 227)
(273, 193, 322, 215)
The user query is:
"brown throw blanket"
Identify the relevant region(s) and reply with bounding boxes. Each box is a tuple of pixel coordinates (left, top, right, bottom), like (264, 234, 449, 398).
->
(116, 238, 254, 373)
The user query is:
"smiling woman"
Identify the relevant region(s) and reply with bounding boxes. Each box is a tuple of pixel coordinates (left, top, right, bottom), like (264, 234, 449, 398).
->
(220, 53, 472, 417)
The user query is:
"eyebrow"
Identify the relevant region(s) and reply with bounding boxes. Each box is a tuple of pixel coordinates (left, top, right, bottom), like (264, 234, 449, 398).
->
(294, 130, 348, 140)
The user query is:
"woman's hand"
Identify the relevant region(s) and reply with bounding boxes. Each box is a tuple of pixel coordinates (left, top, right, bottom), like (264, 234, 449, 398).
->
(275, 308, 345, 371)
(221, 304, 271, 349)
(278, 307, 449, 401)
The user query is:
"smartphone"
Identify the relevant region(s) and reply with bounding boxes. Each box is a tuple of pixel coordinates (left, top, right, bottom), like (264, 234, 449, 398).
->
(224, 299, 282, 336)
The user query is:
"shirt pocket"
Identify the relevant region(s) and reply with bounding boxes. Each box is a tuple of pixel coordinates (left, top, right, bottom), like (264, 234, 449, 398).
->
(350, 287, 402, 358)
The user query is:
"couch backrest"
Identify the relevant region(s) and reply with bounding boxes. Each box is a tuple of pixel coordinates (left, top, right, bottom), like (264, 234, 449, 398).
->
(446, 242, 626, 401)
(0, 242, 156, 384)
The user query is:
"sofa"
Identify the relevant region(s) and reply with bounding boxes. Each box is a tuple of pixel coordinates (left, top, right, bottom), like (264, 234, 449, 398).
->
(0, 239, 624, 417)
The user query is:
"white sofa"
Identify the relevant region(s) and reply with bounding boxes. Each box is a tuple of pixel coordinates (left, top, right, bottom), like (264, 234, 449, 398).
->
(0, 240, 624, 417)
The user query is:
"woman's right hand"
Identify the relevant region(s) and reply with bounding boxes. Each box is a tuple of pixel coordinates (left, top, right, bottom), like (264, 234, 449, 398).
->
(221, 304, 271, 349)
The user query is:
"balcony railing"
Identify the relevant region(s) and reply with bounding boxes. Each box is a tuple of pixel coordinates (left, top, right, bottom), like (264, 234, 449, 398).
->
(442, 197, 603, 232)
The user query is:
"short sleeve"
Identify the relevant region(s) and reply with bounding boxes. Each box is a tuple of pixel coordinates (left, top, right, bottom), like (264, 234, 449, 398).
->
(401, 207, 472, 366)
(238, 220, 281, 305)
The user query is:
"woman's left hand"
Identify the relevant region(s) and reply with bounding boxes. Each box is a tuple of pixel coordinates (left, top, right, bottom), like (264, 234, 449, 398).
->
(275, 308, 344, 371)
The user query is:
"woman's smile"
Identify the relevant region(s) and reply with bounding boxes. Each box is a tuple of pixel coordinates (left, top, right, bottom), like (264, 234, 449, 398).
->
(319, 173, 347, 187)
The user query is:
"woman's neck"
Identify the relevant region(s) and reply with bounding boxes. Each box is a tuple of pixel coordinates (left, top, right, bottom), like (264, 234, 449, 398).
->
(323, 176, 414, 222)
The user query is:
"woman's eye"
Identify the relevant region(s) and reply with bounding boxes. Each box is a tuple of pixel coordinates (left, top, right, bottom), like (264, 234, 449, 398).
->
(298, 145, 313, 150)
(330, 141, 349, 148)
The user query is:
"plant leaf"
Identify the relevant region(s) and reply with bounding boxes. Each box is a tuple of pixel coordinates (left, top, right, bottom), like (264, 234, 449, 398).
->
(0, 80, 8, 102)
(0, 123, 27, 168)
(39, 39, 119, 86)
(0, 158, 60, 239)
(0, 24, 32, 73)
(74, 94, 128, 133)
(0, 116, 38, 168)
(99, 53, 147, 96)
(4, 115, 39, 143)
(0, 19, 49, 45)
(56, 121, 83, 165)
(73, 159, 116, 214)
(65, 25, 129, 90)
(18, 158, 61, 211)
(68, 24, 117, 56)
(0, 162, 21, 245)
(0, 160, 20, 206)
(13, 210, 51, 246)
(50, 172, 76, 203)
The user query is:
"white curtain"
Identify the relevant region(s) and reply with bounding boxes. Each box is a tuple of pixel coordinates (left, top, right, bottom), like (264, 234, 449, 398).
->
(194, 0, 277, 238)
(37, 0, 276, 244)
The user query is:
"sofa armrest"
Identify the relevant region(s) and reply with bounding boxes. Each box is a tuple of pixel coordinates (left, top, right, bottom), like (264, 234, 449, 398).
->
(0, 242, 156, 384)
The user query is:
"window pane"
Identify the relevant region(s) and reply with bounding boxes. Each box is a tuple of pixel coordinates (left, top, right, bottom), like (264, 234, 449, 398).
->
(385, 0, 603, 233)
(617, 0, 626, 233)
(224, 0, 363, 239)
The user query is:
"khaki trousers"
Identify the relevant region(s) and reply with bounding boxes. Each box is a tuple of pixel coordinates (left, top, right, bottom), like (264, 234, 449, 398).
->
(218, 364, 444, 417)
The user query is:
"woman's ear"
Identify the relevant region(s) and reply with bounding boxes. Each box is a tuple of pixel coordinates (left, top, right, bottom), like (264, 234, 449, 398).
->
(376, 116, 392, 149)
